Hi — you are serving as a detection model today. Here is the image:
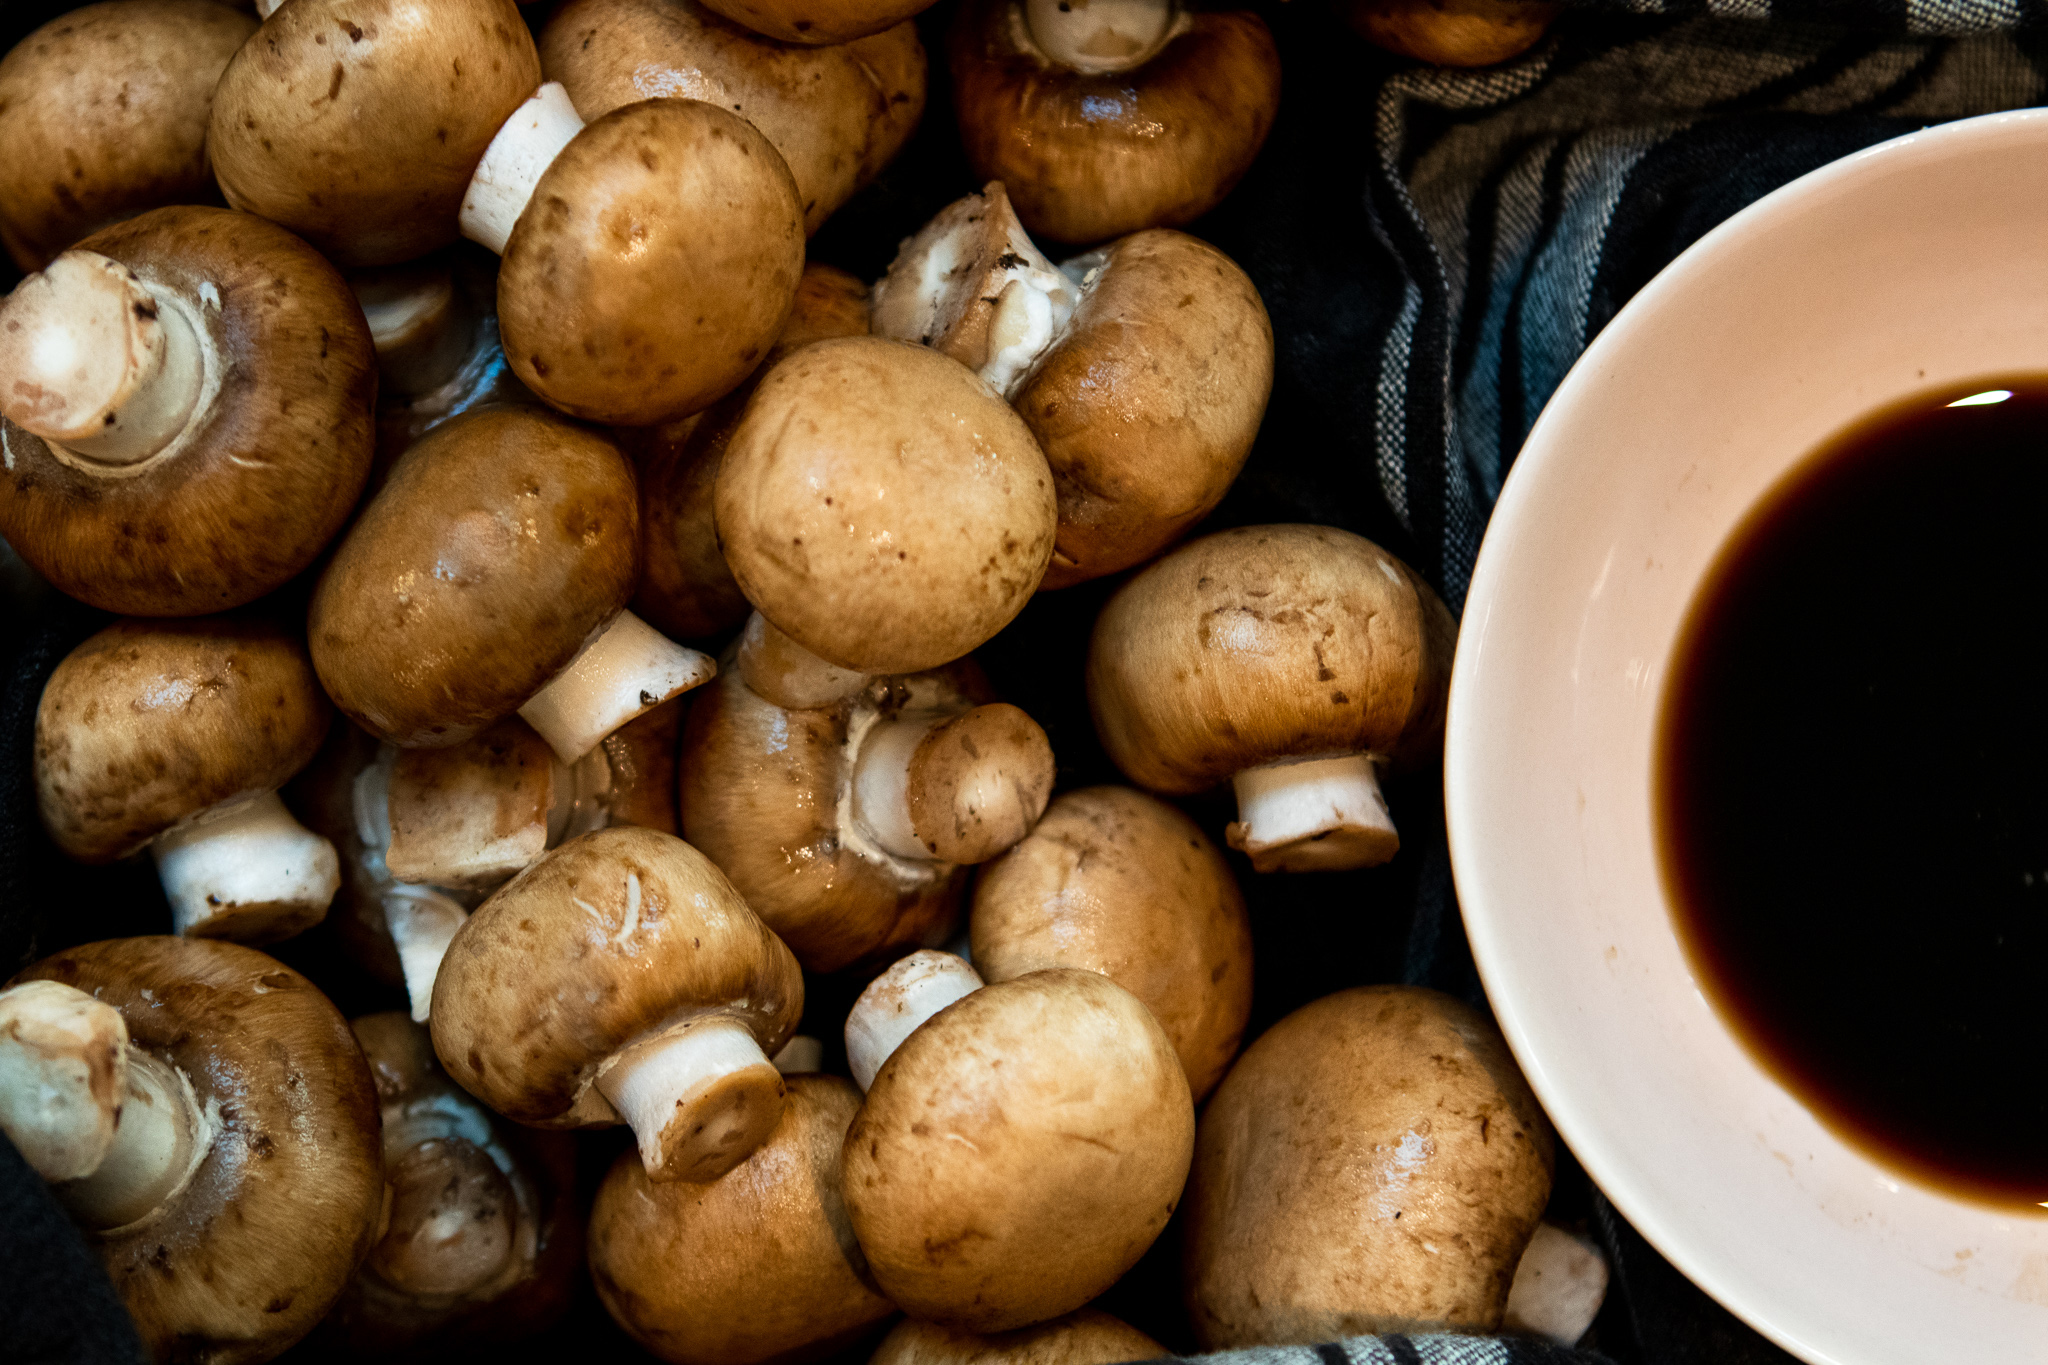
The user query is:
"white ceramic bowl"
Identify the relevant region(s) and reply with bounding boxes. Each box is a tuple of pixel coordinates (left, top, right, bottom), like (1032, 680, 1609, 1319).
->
(1447, 109, 2048, 1363)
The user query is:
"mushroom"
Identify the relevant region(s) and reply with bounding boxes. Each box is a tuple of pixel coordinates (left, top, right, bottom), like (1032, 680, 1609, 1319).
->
(715, 336, 1056, 681)
(681, 652, 1054, 973)
(0, 206, 377, 615)
(348, 254, 484, 403)
(35, 616, 341, 944)
(970, 785, 1253, 1101)
(948, 0, 1280, 244)
(1086, 525, 1457, 872)
(1181, 985, 1554, 1347)
(1342, 0, 1559, 67)
(1502, 1222, 1609, 1347)
(872, 183, 1273, 587)
(312, 1012, 582, 1354)
(588, 1074, 896, 1365)
(2, 938, 385, 1364)
(310, 405, 715, 764)
(634, 260, 872, 643)
(693, 0, 936, 45)
(0, 0, 256, 272)
(430, 826, 804, 1182)
(841, 955, 1193, 1331)
(207, 0, 543, 267)
(868, 1310, 1165, 1365)
(539, 0, 926, 236)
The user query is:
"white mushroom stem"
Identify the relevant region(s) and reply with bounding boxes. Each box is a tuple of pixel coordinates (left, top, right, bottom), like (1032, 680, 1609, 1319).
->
(518, 610, 716, 764)
(460, 83, 585, 256)
(1504, 1223, 1611, 1347)
(735, 612, 870, 710)
(58, 1047, 214, 1232)
(852, 716, 946, 862)
(1024, 0, 1178, 74)
(851, 705, 1054, 865)
(845, 950, 983, 1091)
(595, 1016, 785, 1182)
(0, 981, 128, 1182)
(153, 791, 342, 940)
(1225, 754, 1399, 873)
(350, 262, 474, 399)
(255, 0, 285, 15)
(0, 250, 206, 464)
(383, 887, 471, 1024)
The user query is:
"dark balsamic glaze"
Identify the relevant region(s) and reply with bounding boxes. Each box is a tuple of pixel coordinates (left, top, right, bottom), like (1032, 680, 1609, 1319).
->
(1659, 378, 2048, 1215)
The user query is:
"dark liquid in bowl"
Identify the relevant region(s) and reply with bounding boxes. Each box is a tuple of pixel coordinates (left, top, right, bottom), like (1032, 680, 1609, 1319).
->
(1658, 379, 2048, 1214)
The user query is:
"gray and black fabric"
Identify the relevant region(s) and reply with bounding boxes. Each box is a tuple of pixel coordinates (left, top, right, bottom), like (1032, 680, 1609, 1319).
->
(1147, 1336, 1614, 1365)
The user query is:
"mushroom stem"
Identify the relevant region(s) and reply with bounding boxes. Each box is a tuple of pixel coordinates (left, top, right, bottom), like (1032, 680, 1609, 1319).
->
(1023, 0, 1179, 74)
(153, 790, 342, 941)
(518, 610, 716, 764)
(384, 886, 471, 1024)
(368, 1135, 519, 1300)
(349, 261, 476, 399)
(0, 250, 207, 465)
(852, 704, 1055, 865)
(255, 0, 283, 15)
(1225, 754, 1398, 873)
(0, 981, 129, 1184)
(57, 1046, 214, 1233)
(460, 83, 586, 257)
(1503, 1223, 1610, 1347)
(596, 1017, 786, 1183)
(736, 612, 870, 710)
(845, 950, 983, 1091)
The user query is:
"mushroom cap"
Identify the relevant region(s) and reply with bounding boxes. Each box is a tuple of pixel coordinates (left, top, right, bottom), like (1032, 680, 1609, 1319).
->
(678, 663, 982, 973)
(13, 937, 384, 1365)
(0, 0, 256, 272)
(589, 1073, 895, 1365)
(970, 786, 1251, 1102)
(632, 261, 871, 642)
(0, 206, 377, 616)
(283, 720, 406, 988)
(843, 968, 1194, 1332)
(430, 826, 803, 1128)
(385, 716, 557, 890)
(716, 336, 1055, 675)
(1342, 0, 1560, 67)
(35, 616, 332, 863)
(1182, 985, 1555, 1347)
(693, 0, 934, 45)
(539, 0, 926, 236)
(1086, 524, 1457, 794)
(499, 98, 805, 426)
(308, 406, 639, 749)
(1022, 231, 1272, 589)
(949, 0, 1280, 244)
(207, 0, 542, 267)
(869, 1311, 1164, 1365)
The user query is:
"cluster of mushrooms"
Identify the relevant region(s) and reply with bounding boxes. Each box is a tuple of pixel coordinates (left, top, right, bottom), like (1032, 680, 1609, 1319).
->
(0, 0, 1603, 1361)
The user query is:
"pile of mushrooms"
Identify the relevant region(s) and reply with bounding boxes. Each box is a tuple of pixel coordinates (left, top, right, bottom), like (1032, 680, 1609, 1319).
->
(0, 0, 1617, 1359)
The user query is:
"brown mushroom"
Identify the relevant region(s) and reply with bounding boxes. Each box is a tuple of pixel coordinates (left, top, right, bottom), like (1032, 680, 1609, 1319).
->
(348, 254, 483, 402)
(0, 0, 256, 272)
(1087, 525, 1456, 872)
(2, 938, 384, 1364)
(0, 206, 376, 615)
(207, 0, 542, 267)
(869, 1310, 1165, 1365)
(1342, 0, 1559, 67)
(693, 0, 935, 45)
(715, 336, 1056, 679)
(949, 0, 1280, 245)
(311, 1012, 582, 1355)
(1182, 986, 1554, 1346)
(681, 652, 1053, 974)
(431, 826, 804, 1182)
(970, 786, 1252, 1101)
(589, 1073, 896, 1365)
(310, 406, 715, 763)
(540, 0, 925, 236)
(35, 616, 340, 943)
(872, 184, 1272, 587)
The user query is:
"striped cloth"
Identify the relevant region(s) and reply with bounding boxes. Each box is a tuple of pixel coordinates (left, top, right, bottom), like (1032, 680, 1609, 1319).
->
(1151, 1335, 1607, 1365)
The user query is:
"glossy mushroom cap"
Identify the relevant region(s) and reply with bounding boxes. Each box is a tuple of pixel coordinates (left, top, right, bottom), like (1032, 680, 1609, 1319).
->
(949, 0, 1280, 244)
(0, 206, 376, 616)
(0, 0, 256, 272)
(590, 1074, 896, 1365)
(716, 336, 1056, 676)
(1182, 986, 1555, 1347)
(1343, 0, 1559, 67)
(1087, 524, 1456, 871)
(843, 968, 1194, 1331)
(431, 827, 803, 1182)
(540, 0, 925, 236)
(13, 937, 384, 1365)
(971, 786, 1252, 1101)
(694, 0, 935, 45)
(869, 1311, 1165, 1365)
(208, 0, 542, 267)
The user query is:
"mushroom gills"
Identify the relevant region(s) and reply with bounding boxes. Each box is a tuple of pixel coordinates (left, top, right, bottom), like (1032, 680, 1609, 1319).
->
(461, 83, 586, 257)
(517, 610, 716, 763)
(1225, 753, 1399, 873)
(153, 790, 342, 941)
(594, 1016, 786, 1183)
(844, 949, 983, 1090)
(1022, 0, 1182, 74)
